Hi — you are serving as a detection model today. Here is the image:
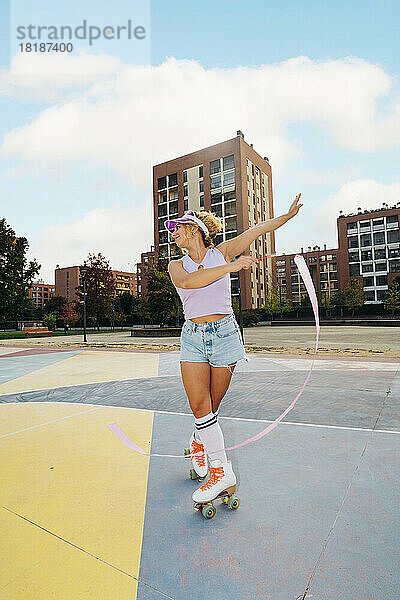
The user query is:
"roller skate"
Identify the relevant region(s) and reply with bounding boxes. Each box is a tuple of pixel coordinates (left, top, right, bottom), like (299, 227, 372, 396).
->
(183, 433, 208, 479)
(192, 459, 240, 519)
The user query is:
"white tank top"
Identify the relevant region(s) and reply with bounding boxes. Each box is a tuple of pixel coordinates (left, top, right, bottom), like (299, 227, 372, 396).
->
(174, 247, 232, 319)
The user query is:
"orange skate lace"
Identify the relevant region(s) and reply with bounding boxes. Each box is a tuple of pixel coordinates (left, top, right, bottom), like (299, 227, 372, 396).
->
(200, 466, 224, 490)
(191, 440, 206, 467)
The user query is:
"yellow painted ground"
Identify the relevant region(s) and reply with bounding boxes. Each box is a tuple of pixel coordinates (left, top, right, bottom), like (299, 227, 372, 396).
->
(0, 402, 154, 599)
(0, 350, 159, 395)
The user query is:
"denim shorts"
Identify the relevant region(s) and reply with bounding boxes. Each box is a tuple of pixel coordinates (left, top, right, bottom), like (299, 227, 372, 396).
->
(180, 313, 248, 368)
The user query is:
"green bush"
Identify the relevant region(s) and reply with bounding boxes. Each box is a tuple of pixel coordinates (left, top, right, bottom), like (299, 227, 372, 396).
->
(242, 309, 260, 326)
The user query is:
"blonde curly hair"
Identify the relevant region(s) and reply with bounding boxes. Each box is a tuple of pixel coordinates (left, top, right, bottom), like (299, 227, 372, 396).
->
(181, 210, 223, 248)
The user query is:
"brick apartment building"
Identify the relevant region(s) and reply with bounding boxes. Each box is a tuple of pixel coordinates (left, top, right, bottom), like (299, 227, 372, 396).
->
(274, 245, 339, 306)
(337, 204, 400, 303)
(274, 204, 400, 305)
(55, 266, 136, 302)
(153, 131, 276, 309)
(136, 247, 156, 298)
(28, 282, 55, 309)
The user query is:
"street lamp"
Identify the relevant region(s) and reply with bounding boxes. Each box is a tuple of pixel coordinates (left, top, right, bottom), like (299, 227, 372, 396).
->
(80, 268, 87, 343)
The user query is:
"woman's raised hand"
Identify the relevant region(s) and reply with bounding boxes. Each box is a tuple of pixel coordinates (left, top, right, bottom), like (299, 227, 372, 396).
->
(287, 193, 303, 219)
(229, 255, 258, 272)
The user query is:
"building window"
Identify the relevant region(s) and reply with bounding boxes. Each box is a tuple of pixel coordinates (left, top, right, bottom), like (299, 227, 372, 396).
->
(364, 290, 375, 302)
(199, 180, 204, 193)
(387, 215, 399, 226)
(387, 229, 400, 244)
(348, 237, 359, 249)
(348, 251, 359, 263)
(375, 262, 387, 272)
(389, 259, 400, 272)
(169, 201, 178, 215)
(359, 220, 371, 230)
(347, 222, 357, 233)
(159, 231, 168, 244)
(159, 193, 167, 204)
(224, 200, 236, 216)
(183, 170, 187, 183)
(210, 193, 222, 206)
(361, 250, 373, 261)
(376, 275, 388, 286)
(184, 198, 188, 210)
(360, 234, 372, 247)
(184, 185, 188, 197)
(199, 166, 203, 178)
(158, 176, 167, 190)
(200, 195, 204, 208)
(388, 248, 400, 258)
(158, 204, 167, 217)
(213, 204, 222, 217)
(225, 216, 237, 232)
(362, 263, 373, 273)
(158, 218, 167, 232)
(349, 263, 360, 275)
(223, 171, 235, 187)
(210, 159, 220, 175)
(373, 231, 385, 245)
(210, 175, 222, 189)
(168, 173, 178, 187)
(363, 276, 374, 287)
(224, 190, 235, 202)
(223, 154, 234, 171)
(374, 248, 386, 259)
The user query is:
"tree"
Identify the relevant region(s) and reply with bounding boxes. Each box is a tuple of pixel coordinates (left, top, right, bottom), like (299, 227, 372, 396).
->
(384, 281, 400, 316)
(0, 218, 40, 320)
(43, 312, 57, 331)
(263, 291, 280, 320)
(147, 262, 182, 326)
(115, 291, 142, 324)
(43, 295, 67, 317)
(344, 277, 364, 316)
(76, 253, 115, 329)
(60, 303, 79, 327)
(330, 290, 346, 317)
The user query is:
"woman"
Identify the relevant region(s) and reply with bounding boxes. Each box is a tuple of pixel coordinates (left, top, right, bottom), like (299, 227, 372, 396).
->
(166, 193, 302, 505)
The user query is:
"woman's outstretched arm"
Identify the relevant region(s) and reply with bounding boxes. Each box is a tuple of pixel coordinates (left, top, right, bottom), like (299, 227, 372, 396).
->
(217, 193, 303, 262)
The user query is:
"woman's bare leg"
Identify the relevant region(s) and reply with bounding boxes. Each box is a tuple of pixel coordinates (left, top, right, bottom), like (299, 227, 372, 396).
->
(210, 363, 236, 413)
(180, 362, 212, 418)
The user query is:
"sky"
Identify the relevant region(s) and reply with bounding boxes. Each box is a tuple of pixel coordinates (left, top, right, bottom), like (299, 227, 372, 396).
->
(0, 0, 399, 283)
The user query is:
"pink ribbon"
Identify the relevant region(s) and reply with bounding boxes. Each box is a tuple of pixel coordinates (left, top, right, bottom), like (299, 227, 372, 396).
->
(108, 254, 320, 458)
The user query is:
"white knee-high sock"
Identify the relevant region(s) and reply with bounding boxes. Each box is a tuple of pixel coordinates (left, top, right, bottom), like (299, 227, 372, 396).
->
(194, 412, 227, 463)
(194, 407, 219, 441)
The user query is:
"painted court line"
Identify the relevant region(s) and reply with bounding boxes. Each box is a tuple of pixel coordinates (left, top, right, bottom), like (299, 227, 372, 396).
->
(2, 401, 399, 436)
(0, 406, 103, 439)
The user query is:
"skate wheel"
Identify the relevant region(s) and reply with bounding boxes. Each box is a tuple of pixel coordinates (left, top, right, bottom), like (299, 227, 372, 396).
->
(189, 469, 198, 480)
(202, 504, 216, 519)
(227, 495, 240, 510)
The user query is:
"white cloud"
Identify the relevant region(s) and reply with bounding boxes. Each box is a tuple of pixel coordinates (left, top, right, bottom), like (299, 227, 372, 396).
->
(317, 179, 400, 232)
(28, 204, 153, 283)
(0, 51, 125, 102)
(1, 54, 399, 186)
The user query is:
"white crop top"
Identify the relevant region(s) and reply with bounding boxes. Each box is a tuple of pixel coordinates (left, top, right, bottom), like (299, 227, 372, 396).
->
(174, 247, 232, 319)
